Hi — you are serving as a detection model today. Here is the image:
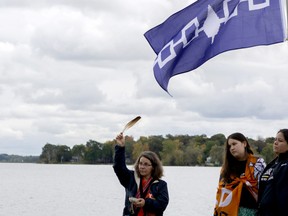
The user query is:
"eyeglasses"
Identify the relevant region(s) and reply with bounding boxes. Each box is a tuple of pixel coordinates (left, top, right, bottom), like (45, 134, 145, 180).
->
(138, 162, 152, 167)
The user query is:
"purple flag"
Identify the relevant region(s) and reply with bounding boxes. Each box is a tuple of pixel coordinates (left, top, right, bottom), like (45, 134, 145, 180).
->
(144, 0, 287, 92)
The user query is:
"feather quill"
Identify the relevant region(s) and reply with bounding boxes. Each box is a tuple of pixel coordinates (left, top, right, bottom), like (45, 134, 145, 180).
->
(122, 116, 141, 133)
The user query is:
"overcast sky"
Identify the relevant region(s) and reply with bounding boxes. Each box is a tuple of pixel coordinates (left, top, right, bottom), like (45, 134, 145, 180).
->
(0, 0, 288, 155)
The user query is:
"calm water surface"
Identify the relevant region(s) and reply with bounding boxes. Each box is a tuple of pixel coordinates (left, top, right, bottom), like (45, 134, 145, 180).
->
(0, 163, 220, 216)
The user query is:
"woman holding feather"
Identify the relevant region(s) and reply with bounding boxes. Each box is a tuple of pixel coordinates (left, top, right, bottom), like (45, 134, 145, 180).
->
(113, 117, 169, 216)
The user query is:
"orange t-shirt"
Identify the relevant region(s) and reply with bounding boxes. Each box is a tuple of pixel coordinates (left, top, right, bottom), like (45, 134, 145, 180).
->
(137, 178, 156, 216)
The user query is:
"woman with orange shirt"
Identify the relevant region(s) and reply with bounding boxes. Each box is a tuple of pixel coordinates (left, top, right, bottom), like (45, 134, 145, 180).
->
(214, 132, 266, 216)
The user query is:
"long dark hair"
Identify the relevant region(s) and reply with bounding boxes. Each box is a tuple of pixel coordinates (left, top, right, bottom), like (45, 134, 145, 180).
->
(221, 132, 254, 182)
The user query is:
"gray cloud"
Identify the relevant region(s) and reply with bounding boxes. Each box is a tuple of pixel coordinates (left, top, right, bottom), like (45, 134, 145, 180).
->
(0, 0, 287, 155)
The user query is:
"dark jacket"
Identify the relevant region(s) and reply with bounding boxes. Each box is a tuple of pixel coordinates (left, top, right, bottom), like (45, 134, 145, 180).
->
(113, 145, 169, 216)
(258, 151, 288, 216)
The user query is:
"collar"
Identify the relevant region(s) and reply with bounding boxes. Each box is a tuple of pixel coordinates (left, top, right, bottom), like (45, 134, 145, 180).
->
(134, 171, 159, 188)
(277, 151, 288, 162)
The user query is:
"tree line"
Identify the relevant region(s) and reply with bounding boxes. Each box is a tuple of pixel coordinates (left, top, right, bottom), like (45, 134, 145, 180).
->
(39, 133, 276, 166)
(0, 154, 39, 163)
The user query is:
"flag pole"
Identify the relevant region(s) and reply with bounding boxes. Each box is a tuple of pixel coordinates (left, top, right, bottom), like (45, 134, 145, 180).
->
(286, 0, 288, 40)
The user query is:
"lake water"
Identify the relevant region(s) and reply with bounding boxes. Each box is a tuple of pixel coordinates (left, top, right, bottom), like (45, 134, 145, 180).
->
(0, 163, 220, 216)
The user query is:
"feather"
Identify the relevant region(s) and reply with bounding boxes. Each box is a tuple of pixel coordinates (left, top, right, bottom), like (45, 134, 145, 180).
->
(122, 116, 141, 133)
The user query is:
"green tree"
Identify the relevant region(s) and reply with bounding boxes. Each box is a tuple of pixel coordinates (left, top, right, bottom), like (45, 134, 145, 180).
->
(56, 145, 72, 163)
(172, 135, 192, 147)
(184, 142, 204, 166)
(102, 141, 114, 163)
(210, 133, 226, 146)
(191, 134, 207, 145)
(209, 145, 224, 166)
(132, 141, 149, 162)
(84, 140, 103, 164)
(161, 139, 183, 166)
(203, 140, 218, 160)
(71, 144, 86, 163)
(265, 137, 275, 145)
(40, 143, 57, 163)
(147, 135, 164, 156)
(123, 135, 136, 163)
(174, 149, 185, 166)
(261, 143, 275, 164)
